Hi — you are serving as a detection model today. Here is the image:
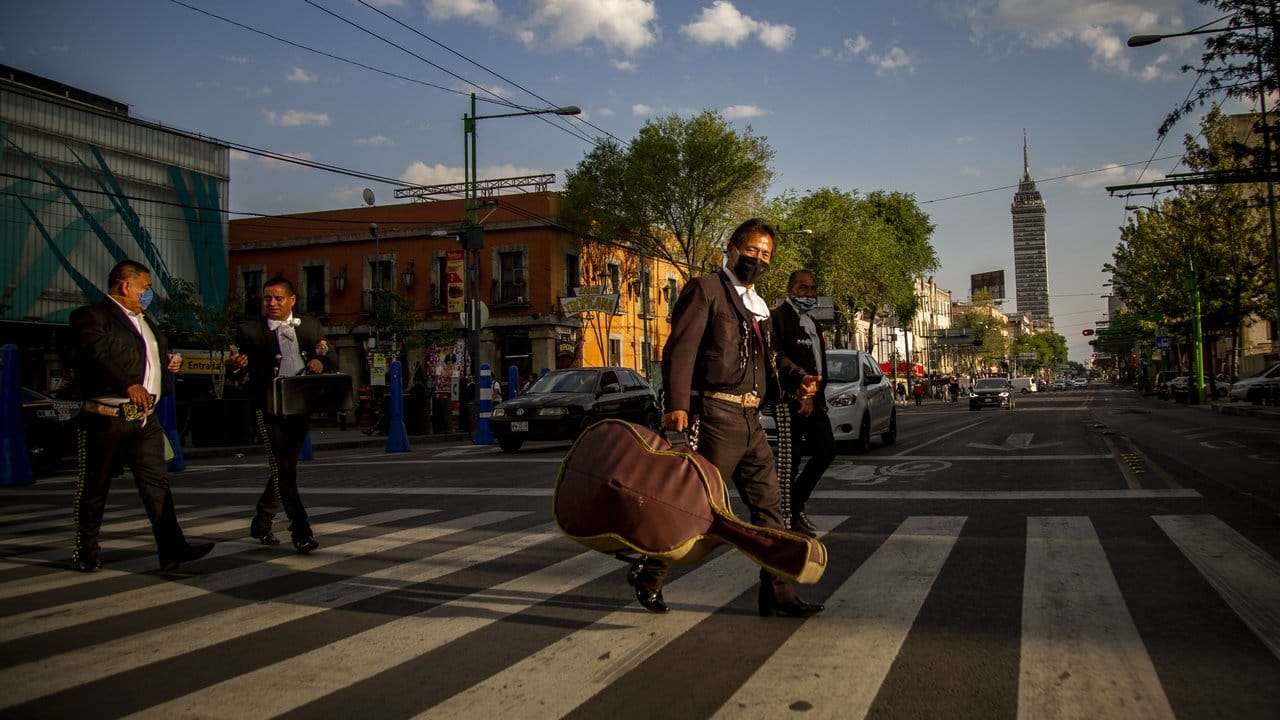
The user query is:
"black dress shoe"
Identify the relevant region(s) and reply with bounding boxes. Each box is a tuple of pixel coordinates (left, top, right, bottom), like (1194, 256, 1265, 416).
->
(626, 562, 670, 614)
(160, 541, 215, 572)
(72, 555, 102, 573)
(250, 528, 281, 545)
(759, 596, 825, 618)
(293, 536, 320, 554)
(792, 511, 819, 534)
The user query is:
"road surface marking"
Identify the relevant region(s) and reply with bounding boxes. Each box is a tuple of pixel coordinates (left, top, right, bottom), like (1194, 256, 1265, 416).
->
(1019, 516, 1174, 720)
(1155, 514, 1280, 660)
(712, 516, 965, 719)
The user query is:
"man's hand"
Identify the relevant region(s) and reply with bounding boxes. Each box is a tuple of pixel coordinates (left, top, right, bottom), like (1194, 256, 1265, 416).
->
(226, 350, 248, 371)
(126, 383, 152, 409)
(664, 409, 688, 433)
(798, 396, 814, 417)
(165, 353, 182, 374)
(799, 374, 821, 398)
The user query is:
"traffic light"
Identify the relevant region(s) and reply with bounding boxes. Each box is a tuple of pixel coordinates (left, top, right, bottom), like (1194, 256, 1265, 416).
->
(1082, 329, 1095, 336)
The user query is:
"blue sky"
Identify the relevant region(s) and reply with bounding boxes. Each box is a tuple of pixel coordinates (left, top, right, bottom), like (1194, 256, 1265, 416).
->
(5, 0, 1237, 363)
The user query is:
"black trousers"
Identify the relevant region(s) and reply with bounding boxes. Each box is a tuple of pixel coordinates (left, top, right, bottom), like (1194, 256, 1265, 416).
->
(253, 410, 312, 539)
(73, 414, 188, 565)
(638, 398, 797, 604)
(786, 405, 836, 513)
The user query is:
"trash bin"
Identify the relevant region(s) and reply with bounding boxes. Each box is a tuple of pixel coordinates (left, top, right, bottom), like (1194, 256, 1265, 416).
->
(431, 395, 453, 434)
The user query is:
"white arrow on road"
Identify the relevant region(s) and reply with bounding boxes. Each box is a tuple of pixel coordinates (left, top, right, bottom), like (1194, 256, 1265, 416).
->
(967, 433, 1063, 451)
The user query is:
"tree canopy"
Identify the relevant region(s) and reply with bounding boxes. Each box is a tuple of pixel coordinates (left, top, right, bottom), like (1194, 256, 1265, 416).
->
(561, 110, 774, 280)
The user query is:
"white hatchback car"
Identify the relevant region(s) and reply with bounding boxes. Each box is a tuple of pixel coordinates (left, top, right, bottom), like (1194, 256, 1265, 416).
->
(763, 349, 897, 452)
(1228, 362, 1280, 402)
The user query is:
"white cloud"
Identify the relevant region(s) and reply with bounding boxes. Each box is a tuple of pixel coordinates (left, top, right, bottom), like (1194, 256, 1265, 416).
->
(262, 109, 331, 127)
(955, 135, 975, 144)
(524, 0, 658, 54)
(611, 58, 637, 71)
(1062, 162, 1166, 189)
(961, 0, 1184, 80)
(426, 0, 501, 26)
(223, 55, 250, 65)
(723, 104, 766, 120)
(399, 162, 543, 186)
(868, 46, 916, 76)
(598, 107, 616, 118)
(680, 1, 795, 52)
(844, 34, 870, 56)
(632, 103, 653, 116)
(355, 135, 394, 146)
(50, 44, 70, 53)
(229, 149, 251, 162)
(363, 0, 405, 7)
(962, 167, 982, 176)
(286, 67, 318, 84)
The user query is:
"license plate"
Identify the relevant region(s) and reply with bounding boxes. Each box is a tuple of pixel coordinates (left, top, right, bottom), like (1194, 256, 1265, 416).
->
(511, 421, 528, 432)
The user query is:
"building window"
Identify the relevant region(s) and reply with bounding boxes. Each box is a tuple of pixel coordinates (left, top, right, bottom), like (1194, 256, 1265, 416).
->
(498, 250, 527, 303)
(608, 336, 622, 366)
(368, 257, 393, 293)
(303, 264, 325, 315)
(564, 252, 580, 296)
(242, 269, 263, 317)
(607, 264, 621, 295)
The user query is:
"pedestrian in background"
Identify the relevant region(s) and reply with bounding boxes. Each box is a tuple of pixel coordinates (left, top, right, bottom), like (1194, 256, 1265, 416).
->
(646, 218, 824, 618)
(913, 381, 925, 406)
(226, 276, 336, 554)
(69, 259, 214, 572)
(770, 269, 835, 538)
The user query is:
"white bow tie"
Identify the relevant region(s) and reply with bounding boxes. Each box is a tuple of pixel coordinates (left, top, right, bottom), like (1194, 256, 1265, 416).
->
(268, 317, 301, 331)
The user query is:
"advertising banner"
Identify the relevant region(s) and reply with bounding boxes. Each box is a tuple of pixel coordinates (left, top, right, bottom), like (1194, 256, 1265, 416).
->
(446, 249, 465, 313)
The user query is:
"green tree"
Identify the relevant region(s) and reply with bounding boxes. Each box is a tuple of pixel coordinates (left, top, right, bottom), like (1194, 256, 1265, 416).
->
(562, 110, 774, 280)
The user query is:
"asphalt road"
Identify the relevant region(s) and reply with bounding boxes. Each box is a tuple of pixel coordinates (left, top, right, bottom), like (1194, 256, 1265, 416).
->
(1, 384, 1277, 719)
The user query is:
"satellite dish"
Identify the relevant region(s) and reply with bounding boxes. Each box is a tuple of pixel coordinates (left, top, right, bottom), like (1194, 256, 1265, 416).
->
(362, 188, 375, 206)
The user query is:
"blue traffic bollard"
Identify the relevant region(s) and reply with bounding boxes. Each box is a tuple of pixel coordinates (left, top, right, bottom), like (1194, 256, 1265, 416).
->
(507, 365, 520, 401)
(385, 359, 410, 453)
(158, 373, 185, 471)
(299, 431, 314, 460)
(0, 344, 34, 486)
(475, 363, 496, 445)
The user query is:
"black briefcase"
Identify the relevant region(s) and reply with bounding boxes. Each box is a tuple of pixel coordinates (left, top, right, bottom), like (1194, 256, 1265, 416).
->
(270, 373, 354, 416)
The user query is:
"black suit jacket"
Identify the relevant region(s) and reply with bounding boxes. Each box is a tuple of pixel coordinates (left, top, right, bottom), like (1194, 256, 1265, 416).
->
(70, 298, 173, 400)
(770, 300, 828, 413)
(232, 316, 337, 410)
(661, 271, 805, 414)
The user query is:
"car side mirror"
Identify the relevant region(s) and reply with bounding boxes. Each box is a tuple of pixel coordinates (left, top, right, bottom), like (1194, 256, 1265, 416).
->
(599, 382, 623, 395)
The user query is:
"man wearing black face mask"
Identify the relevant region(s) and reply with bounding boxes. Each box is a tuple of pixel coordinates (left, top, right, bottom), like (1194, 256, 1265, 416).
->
(770, 270, 835, 537)
(626, 219, 824, 618)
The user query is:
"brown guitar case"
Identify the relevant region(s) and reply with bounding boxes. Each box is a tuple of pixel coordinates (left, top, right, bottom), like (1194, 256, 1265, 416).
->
(553, 419, 826, 584)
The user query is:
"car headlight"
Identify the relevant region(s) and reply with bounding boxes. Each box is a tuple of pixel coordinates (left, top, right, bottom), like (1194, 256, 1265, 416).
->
(539, 407, 568, 416)
(968, 391, 978, 398)
(999, 391, 1009, 397)
(829, 392, 857, 407)
(492, 407, 506, 418)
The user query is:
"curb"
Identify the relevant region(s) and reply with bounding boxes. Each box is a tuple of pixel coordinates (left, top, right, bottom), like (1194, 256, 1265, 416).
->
(179, 432, 472, 460)
(1211, 403, 1280, 421)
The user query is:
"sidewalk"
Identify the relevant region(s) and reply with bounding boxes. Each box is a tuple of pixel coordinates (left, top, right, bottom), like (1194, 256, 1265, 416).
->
(1210, 400, 1280, 422)
(178, 426, 473, 461)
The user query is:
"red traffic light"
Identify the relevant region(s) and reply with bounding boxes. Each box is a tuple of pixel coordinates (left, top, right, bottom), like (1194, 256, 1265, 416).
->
(1082, 329, 1095, 336)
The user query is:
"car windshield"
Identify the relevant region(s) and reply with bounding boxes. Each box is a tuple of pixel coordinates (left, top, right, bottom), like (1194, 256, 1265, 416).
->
(826, 355, 861, 383)
(974, 378, 1008, 390)
(528, 371, 598, 394)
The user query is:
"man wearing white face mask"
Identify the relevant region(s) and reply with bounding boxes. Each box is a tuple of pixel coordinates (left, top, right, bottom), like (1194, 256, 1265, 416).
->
(68, 260, 213, 573)
(770, 270, 835, 537)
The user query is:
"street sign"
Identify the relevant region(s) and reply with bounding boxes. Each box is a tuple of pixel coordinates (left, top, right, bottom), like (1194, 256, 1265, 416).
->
(1155, 335, 1170, 350)
(1017, 352, 1037, 360)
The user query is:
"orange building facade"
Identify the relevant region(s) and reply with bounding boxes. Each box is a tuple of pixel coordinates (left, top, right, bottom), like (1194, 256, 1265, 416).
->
(227, 191, 676, 395)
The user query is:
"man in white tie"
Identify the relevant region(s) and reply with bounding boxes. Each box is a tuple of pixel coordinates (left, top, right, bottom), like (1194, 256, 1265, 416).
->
(226, 276, 336, 553)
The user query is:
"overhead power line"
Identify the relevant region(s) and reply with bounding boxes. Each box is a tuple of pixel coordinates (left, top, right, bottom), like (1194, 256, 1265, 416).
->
(921, 154, 1185, 204)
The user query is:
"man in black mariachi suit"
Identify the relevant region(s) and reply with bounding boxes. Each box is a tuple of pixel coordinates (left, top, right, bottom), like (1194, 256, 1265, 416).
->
(634, 218, 824, 617)
(69, 260, 215, 572)
(226, 276, 336, 553)
(770, 269, 835, 537)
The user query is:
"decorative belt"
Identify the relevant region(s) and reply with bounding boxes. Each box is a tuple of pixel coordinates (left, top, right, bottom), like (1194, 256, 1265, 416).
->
(82, 400, 154, 422)
(698, 391, 762, 409)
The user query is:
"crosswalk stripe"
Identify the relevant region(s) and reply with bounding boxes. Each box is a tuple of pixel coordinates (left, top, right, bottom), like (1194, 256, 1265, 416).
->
(416, 516, 851, 720)
(124, 549, 625, 719)
(0, 505, 80, 525)
(0, 512, 541, 709)
(0, 508, 442, 642)
(1154, 514, 1280, 660)
(712, 516, 966, 719)
(1018, 516, 1175, 720)
(0, 506, 355, 603)
(0, 505, 162, 537)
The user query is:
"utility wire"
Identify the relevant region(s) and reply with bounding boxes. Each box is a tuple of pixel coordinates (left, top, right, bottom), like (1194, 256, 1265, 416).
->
(921, 154, 1185, 204)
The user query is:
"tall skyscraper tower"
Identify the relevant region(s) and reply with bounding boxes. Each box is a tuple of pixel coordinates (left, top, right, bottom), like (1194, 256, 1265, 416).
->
(1011, 132, 1052, 326)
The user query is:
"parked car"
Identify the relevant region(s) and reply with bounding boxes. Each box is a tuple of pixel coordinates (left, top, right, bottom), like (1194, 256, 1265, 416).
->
(1051, 378, 1067, 391)
(489, 367, 661, 452)
(762, 349, 897, 453)
(1228, 362, 1280, 402)
(1166, 375, 1192, 402)
(21, 387, 80, 475)
(1153, 370, 1183, 399)
(969, 377, 1015, 410)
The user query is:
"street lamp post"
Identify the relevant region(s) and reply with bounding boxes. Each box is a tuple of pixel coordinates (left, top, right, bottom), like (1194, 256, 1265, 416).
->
(1127, 205, 1207, 404)
(1129, 15, 1280, 357)
(460, 93, 580, 392)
